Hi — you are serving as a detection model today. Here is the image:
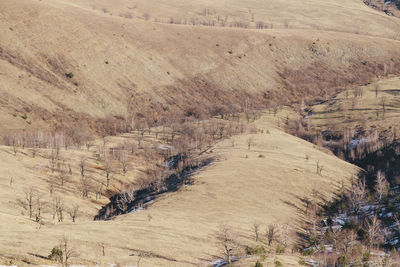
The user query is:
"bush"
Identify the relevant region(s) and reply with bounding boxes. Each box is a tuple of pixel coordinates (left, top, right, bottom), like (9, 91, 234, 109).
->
(302, 248, 314, 256)
(337, 254, 349, 266)
(258, 154, 265, 158)
(362, 251, 371, 262)
(254, 260, 263, 267)
(275, 245, 285, 254)
(48, 246, 62, 262)
(298, 257, 307, 265)
(245, 245, 266, 255)
(65, 72, 74, 79)
(274, 258, 283, 267)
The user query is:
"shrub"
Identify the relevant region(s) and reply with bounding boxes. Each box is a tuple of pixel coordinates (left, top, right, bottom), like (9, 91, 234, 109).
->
(302, 248, 314, 256)
(21, 113, 28, 120)
(274, 258, 283, 267)
(337, 254, 349, 266)
(258, 154, 265, 158)
(275, 245, 285, 254)
(362, 251, 371, 262)
(48, 246, 62, 262)
(65, 72, 74, 79)
(254, 260, 264, 267)
(298, 257, 307, 265)
(245, 245, 266, 255)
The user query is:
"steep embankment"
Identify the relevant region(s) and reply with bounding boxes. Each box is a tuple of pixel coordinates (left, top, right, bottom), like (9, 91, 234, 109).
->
(1, 0, 400, 134)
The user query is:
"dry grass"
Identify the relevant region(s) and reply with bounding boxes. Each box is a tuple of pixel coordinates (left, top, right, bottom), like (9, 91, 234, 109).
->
(0, 113, 358, 266)
(1, 0, 400, 134)
(310, 76, 400, 134)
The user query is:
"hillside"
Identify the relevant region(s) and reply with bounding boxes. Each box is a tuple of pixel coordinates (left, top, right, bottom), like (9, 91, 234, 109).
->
(0, 113, 359, 266)
(1, 0, 400, 135)
(2, 0, 400, 265)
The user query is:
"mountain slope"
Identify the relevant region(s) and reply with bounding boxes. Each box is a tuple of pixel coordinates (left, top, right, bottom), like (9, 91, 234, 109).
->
(0, 114, 359, 266)
(1, 0, 400, 134)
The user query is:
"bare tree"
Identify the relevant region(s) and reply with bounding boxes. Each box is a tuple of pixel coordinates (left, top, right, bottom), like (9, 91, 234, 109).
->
(247, 137, 254, 150)
(55, 197, 64, 222)
(348, 178, 367, 215)
(375, 170, 389, 202)
(35, 195, 42, 224)
(336, 229, 358, 254)
(25, 187, 36, 219)
(59, 236, 78, 267)
(279, 223, 291, 249)
(79, 176, 92, 199)
(48, 176, 56, 196)
(69, 205, 79, 222)
(375, 84, 379, 98)
(363, 215, 383, 250)
(98, 242, 105, 256)
(253, 222, 260, 242)
(266, 224, 276, 246)
(116, 188, 135, 212)
(216, 224, 239, 264)
(119, 149, 129, 176)
(58, 169, 68, 186)
(104, 155, 112, 187)
(79, 158, 86, 177)
(316, 160, 324, 175)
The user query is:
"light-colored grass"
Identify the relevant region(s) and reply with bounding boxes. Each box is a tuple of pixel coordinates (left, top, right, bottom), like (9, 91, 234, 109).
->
(310, 76, 400, 133)
(0, 114, 358, 266)
(1, 0, 400, 134)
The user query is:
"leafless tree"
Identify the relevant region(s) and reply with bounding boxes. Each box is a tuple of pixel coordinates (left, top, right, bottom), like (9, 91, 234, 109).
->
(35, 195, 42, 224)
(95, 183, 103, 200)
(50, 150, 57, 173)
(98, 242, 105, 256)
(59, 236, 78, 267)
(119, 149, 129, 176)
(55, 197, 64, 222)
(48, 176, 56, 196)
(375, 170, 389, 202)
(69, 205, 79, 222)
(336, 229, 358, 254)
(363, 215, 383, 250)
(348, 178, 367, 215)
(375, 84, 379, 98)
(253, 222, 260, 242)
(266, 224, 276, 246)
(58, 169, 68, 186)
(104, 154, 112, 187)
(116, 188, 135, 212)
(279, 223, 291, 249)
(317, 160, 324, 175)
(247, 137, 254, 150)
(216, 224, 239, 264)
(79, 158, 86, 177)
(25, 187, 36, 219)
(79, 175, 92, 199)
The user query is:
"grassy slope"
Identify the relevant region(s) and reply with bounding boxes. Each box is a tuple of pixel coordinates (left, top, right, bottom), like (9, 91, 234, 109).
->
(310, 76, 400, 134)
(0, 114, 358, 266)
(1, 0, 400, 133)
